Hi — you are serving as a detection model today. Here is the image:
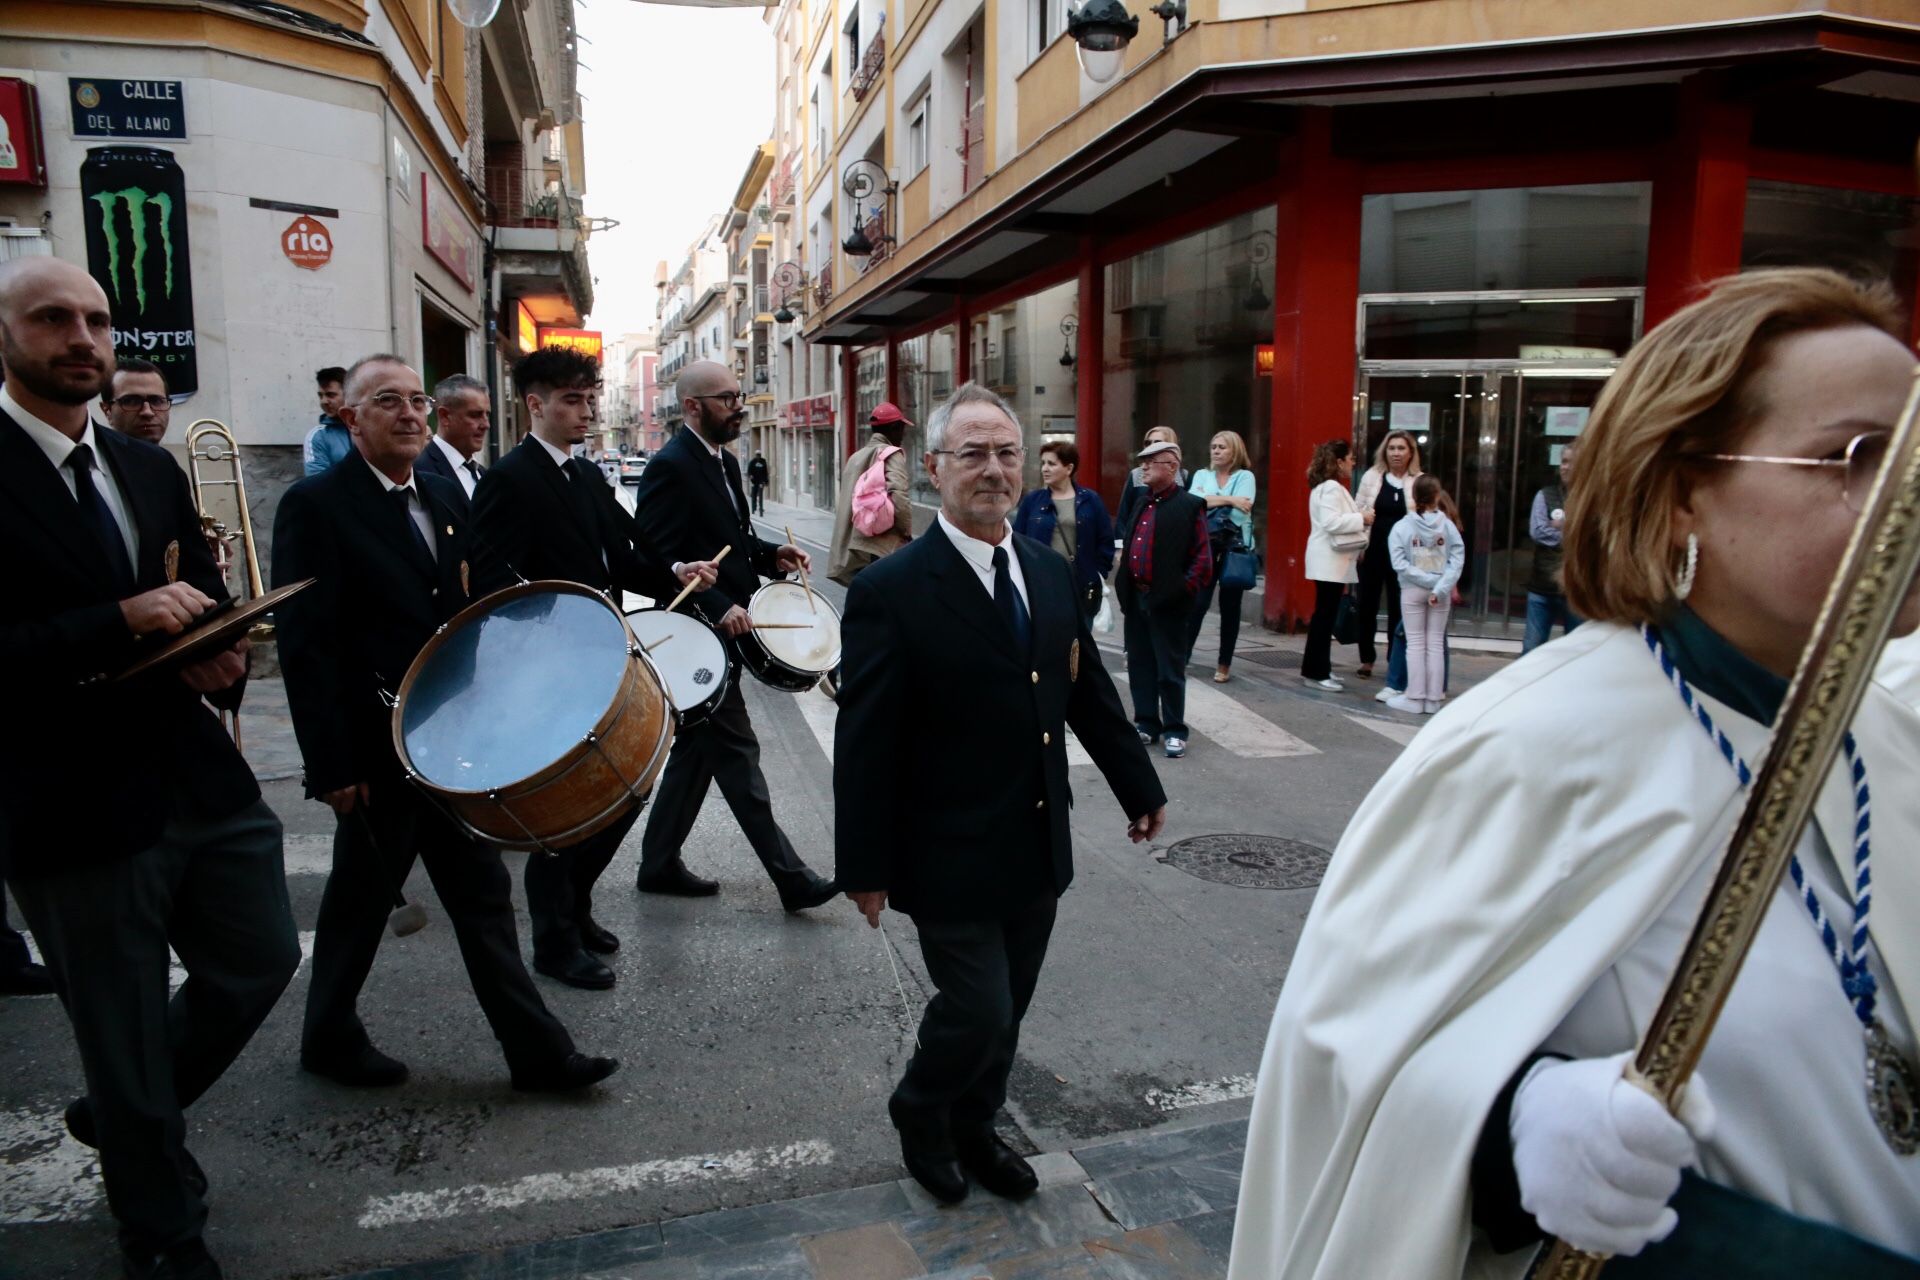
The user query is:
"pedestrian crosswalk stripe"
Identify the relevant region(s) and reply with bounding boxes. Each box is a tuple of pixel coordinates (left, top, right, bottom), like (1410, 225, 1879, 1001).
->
(285, 833, 333, 877)
(1344, 713, 1420, 747)
(795, 687, 839, 763)
(1181, 681, 1319, 758)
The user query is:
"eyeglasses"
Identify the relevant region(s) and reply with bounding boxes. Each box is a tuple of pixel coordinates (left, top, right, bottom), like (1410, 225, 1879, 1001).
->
(111, 394, 170, 411)
(694, 392, 745, 409)
(355, 393, 436, 414)
(933, 445, 1026, 470)
(1699, 429, 1889, 514)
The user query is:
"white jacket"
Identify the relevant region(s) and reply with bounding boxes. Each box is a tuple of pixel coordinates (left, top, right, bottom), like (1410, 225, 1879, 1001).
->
(1304, 479, 1365, 584)
(1354, 465, 1422, 513)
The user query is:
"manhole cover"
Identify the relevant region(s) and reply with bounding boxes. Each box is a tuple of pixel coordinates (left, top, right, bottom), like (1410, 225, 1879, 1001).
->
(1163, 834, 1330, 889)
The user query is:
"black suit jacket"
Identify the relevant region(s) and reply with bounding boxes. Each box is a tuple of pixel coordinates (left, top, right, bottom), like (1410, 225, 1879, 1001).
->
(271, 456, 473, 796)
(469, 435, 679, 599)
(631, 427, 779, 618)
(412, 436, 474, 517)
(833, 524, 1165, 921)
(0, 413, 257, 877)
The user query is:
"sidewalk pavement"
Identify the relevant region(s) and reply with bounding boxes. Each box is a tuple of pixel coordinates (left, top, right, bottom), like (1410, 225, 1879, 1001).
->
(337, 1116, 1246, 1280)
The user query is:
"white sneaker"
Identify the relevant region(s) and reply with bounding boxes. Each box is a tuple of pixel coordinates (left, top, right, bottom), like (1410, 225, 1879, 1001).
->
(1385, 694, 1425, 714)
(1374, 686, 1402, 703)
(1424, 701, 1442, 714)
(1304, 677, 1344, 692)
(1163, 736, 1187, 758)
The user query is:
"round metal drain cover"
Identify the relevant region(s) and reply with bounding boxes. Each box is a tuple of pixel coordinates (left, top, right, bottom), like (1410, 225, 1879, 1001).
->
(1163, 834, 1330, 890)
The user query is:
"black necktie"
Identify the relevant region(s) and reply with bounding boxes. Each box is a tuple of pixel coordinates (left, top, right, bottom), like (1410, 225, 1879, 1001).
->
(464, 459, 483, 483)
(68, 444, 136, 593)
(992, 545, 1031, 655)
(393, 487, 434, 562)
(716, 452, 743, 522)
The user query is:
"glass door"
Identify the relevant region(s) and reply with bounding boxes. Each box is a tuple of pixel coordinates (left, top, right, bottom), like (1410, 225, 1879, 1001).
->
(1495, 371, 1611, 624)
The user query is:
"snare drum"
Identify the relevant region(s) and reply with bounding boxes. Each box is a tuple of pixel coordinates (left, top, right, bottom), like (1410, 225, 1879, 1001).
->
(738, 580, 842, 693)
(624, 608, 731, 727)
(392, 581, 674, 851)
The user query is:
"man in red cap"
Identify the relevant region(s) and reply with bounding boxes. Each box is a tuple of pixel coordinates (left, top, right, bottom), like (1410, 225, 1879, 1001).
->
(829, 400, 916, 587)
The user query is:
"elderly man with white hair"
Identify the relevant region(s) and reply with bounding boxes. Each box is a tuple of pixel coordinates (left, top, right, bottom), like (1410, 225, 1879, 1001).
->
(834, 381, 1167, 1205)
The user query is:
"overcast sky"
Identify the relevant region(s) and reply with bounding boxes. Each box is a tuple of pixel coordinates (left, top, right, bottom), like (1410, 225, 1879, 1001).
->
(575, 1, 776, 338)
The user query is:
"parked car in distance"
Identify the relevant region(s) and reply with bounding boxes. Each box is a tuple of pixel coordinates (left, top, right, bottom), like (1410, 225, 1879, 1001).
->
(619, 455, 648, 484)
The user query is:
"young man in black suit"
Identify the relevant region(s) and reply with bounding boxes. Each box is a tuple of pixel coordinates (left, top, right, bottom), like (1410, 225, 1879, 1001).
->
(413, 372, 489, 511)
(0, 257, 301, 1280)
(272, 353, 617, 1093)
(470, 347, 717, 989)
(629, 360, 837, 912)
(835, 382, 1166, 1207)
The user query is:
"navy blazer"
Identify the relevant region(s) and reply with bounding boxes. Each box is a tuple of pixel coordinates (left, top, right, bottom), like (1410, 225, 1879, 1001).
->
(0, 413, 257, 876)
(833, 523, 1164, 921)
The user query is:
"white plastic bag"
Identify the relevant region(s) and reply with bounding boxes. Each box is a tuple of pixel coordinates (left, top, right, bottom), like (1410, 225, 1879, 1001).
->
(1093, 578, 1115, 634)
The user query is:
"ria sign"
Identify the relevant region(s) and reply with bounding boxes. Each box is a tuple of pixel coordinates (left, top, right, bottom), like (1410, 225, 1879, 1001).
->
(81, 146, 197, 397)
(282, 215, 332, 270)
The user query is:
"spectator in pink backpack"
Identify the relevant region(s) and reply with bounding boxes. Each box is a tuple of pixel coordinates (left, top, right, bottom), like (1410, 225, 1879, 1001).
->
(829, 401, 916, 587)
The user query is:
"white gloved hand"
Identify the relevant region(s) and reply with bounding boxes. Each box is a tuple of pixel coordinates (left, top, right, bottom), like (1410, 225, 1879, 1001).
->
(1510, 1051, 1717, 1257)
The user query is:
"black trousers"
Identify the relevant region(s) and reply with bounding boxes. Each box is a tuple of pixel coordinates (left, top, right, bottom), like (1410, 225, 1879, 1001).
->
(891, 896, 1058, 1133)
(638, 675, 811, 895)
(750, 481, 767, 515)
(8, 798, 299, 1253)
(526, 802, 641, 967)
(1123, 598, 1191, 739)
(1301, 580, 1346, 680)
(1186, 578, 1246, 669)
(306, 782, 573, 1070)
(1353, 550, 1400, 668)
(1, 889, 31, 971)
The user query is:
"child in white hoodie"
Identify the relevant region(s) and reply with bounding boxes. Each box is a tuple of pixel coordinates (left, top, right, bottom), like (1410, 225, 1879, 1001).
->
(1385, 474, 1464, 713)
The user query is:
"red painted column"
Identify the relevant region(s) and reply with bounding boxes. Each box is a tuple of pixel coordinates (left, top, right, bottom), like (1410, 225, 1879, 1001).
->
(955, 303, 973, 386)
(1074, 242, 1106, 497)
(885, 333, 900, 406)
(1266, 108, 1361, 632)
(1644, 75, 1751, 330)
(842, 347, 859, 458)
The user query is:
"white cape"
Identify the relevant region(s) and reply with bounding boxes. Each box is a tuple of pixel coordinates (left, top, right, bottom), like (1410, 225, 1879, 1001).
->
(1879, 630, 1920, 713)
(1228, 621, 1920, 1280)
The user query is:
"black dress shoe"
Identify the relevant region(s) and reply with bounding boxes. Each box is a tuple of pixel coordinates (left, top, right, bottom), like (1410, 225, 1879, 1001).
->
(122, 1237, 222, 1280)
(67, 1098, 211, 1199)
(533, 951, 616, 990)
(0, 961, 54, 995)
(637, 862, 719, 896)
(510, 1051, 620, 1093)
(577, 917, 620, 954)
(779, 871, 839, 914)
(301, 1042, 410, 1087)
(955, 1125, 1039, 1200)
(897, 1124, 968, 1204)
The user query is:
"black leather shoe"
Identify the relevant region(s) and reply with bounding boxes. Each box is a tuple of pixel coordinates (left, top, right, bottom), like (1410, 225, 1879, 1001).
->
(0, 961, 54, 995)
(637, 862, 720, 897)
(533, 951, 616, 990)
(510, 1052, 620, 1093)
(897, 1125, 968, 1204)
(780, 871, 839, 914)
(67, 1098, 209, 1200)
(123, 1238, 222, 1280)
(577, 917, 620, 954)
(955, 1125, 1039, 1200)
(301, 1042, 410, 1087)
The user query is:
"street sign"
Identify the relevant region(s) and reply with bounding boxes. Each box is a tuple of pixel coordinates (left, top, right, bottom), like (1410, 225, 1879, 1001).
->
(281, 215, 333, 270)
(69, 78, 187, 140)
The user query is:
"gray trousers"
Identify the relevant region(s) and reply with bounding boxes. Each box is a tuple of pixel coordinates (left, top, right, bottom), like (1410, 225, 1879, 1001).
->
(8, 798, 300, 1252)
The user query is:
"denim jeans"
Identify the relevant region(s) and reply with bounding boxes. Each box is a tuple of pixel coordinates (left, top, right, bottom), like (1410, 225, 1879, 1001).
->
(1522, 591, 1582, 654)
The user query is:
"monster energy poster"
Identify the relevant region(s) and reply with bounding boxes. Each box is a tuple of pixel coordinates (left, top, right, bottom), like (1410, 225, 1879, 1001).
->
(81, 146, 197, 398)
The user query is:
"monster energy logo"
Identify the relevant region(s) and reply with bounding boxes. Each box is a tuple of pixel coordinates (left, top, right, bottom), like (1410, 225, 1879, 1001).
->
(90, 186, 176, 313)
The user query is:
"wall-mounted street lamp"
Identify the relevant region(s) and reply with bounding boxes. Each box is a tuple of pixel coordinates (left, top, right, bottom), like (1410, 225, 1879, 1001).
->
(1147, 0, 1187, 37)
(1067, 0, 1139, 84)
(840, 159, 898, 257)
(1059, 314, 1079, 368)
(771, 261, 810, 324)
(1243, 230, 1274, 313)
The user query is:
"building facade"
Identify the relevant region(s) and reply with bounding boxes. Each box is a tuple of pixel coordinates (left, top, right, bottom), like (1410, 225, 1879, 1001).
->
(777, 0, 1920, 635)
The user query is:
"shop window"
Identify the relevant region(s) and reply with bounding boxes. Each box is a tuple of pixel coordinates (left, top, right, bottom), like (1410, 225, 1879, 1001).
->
(1361, 183, 1651, 294)
(1360, 296, 1639, 363)
(1742, 179, 1920, 312)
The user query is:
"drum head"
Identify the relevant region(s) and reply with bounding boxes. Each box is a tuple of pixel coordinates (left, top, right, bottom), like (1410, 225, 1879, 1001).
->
(401, 588, 629, 791)
(625, 610, 729, 714)
(750, 581, 841, 673)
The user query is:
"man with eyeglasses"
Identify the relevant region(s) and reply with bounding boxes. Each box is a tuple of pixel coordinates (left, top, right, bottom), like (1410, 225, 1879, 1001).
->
(100, 356, 172, 444)
(472, 346, 721, 990)
(629, 359, 838, 912)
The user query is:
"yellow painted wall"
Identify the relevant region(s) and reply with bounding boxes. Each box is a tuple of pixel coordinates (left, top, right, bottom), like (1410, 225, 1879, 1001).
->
(1016, 36, 1078, 153)
(901, 168, 929, 239)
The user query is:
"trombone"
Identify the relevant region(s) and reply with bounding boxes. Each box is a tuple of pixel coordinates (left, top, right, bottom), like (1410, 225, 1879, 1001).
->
(185, 419, 268, 745)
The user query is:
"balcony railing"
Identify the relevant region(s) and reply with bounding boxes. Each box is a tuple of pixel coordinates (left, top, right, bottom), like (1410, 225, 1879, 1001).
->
(850, 17, 886, 103)
(770, 154, 795, 210)
(856, 209, 891, 274)
(814, 261, 834, 310)
(492, 168, 585, 230)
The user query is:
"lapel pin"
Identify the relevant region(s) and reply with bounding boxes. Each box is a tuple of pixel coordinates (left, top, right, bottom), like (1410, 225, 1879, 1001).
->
(163, 539, 180, 584)
(445, 524, 454, 537)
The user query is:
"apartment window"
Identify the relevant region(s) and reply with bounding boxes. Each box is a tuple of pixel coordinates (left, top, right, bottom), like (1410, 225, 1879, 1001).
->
(844, 10, 861, 76)
(1000, 324, 1018, 389)
(906, 95, 929, 177)
(810, 87, 823, 161)
(1030, 0, 1067, 61)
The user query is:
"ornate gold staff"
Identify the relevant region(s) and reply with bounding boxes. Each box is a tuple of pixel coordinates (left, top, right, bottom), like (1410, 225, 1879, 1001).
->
(1533, 363, 1920, 1280)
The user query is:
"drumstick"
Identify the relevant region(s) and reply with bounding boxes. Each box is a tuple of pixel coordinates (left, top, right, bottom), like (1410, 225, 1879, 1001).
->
(749, 622, 814, 629)
(664, 545, 731, 614)
(785, 525, 817, 615)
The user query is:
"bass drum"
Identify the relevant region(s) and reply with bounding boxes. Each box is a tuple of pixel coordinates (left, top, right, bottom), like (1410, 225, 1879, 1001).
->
(738, 579, 842, 693)
(624, 607, 731, 727)
(393, 581, 673, 851)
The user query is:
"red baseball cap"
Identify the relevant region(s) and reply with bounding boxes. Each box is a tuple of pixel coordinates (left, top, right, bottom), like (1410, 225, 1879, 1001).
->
(870, 402, 912, 428)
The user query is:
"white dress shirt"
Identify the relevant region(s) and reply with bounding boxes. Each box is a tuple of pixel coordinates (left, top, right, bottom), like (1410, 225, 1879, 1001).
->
(938, 512, 1029, 611)
(694, 430, 746, 519)
(532, 432, 575, 474)
(4, 385, 140, 568)
(432, 434, 481, 499)
(362, 456, 437, 562)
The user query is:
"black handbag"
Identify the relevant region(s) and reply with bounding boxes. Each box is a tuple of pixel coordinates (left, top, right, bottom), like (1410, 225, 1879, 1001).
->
(1333, 590, 1360, 645)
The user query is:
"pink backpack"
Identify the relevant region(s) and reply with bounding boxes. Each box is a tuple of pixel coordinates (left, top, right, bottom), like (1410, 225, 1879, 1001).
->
(851, 445, 901, 536)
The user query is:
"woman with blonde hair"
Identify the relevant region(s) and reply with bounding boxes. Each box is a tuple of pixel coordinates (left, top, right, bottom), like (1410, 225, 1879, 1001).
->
(1353, 429, 1424, 684)
(1188, 430, 1258, 682)
(1300, 440, 1372, 691)
(1232, 268, 1920, 1278)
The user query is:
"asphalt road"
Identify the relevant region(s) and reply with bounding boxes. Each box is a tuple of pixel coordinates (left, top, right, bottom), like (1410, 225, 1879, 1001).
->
(0, 479, 1511, 1280)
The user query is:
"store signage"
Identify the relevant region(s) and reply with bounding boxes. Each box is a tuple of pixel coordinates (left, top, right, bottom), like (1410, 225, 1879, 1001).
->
(1255, 343, 1274, 377)
(281, 215, 332, 270)
(810, 395, 834, 428)
(81, 146, 197, 397)
(538, 328, 603, 361)
(420, 173, 476, 289)
(69, 78, 186, 140)
(0, 79, 48, 186)
(516, 302, 538, 354)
